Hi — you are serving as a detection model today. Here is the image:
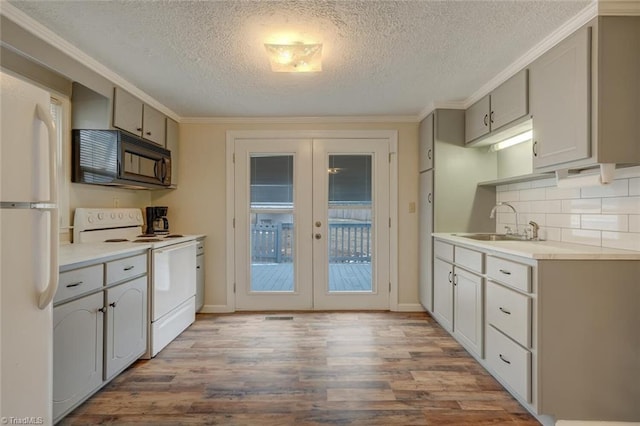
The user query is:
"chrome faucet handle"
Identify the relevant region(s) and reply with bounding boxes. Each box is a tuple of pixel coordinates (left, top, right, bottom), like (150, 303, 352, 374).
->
(528, 221, 540, 240)
(504, 225, 513, 235)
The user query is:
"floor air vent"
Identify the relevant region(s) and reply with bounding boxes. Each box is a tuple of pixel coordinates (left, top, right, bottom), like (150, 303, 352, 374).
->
(265, 316, 294, 320)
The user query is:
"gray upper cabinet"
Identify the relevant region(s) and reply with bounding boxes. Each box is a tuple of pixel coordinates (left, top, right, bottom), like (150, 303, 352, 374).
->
(465, 70, 528, 145)
(166, 117, 179, 187)
(530, 26, 590, 170)
(530, 16, 640, 171)
(113, 87, 166, 146)
(418, 113, 434, 172)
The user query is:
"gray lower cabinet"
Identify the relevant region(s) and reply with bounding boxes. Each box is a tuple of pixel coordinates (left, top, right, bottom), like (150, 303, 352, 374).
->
(52, 292, 104, 422)
(195, 239, 205, 312)
(54, 252, 148, 424)
(432, 237, 640, 424)
(105, 276, 147, 380)
(418, 169, 433, 311)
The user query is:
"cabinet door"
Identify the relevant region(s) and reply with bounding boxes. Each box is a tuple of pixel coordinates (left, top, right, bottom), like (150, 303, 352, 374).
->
(419, 170, 434, 312)
(53, 292, 104, 422)
(465, 95, 490, 144)
(491, 69, 528, 131)
(196, 254, 205, 312)
(113, 87, 143, 137)
(453, 268, 484, 357)
(105, 276, 147, 380)
(166, 117, 179, 186)
(433, 257, 454, 332)
(530, 26, 590, 169)
(419, 113, 434, 172)
(142, 104, 166, 146)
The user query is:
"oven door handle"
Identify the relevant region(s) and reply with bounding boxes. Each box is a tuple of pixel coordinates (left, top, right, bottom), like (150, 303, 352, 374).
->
(152, 240, 197, 254)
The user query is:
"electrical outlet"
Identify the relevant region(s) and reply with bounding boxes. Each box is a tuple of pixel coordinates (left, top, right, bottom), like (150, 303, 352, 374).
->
(113, 197, 120, 208)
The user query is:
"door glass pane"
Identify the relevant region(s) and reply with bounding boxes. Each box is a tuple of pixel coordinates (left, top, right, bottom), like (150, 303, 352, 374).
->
(327, 155, 372, 292)
(250, 155, 294, 292)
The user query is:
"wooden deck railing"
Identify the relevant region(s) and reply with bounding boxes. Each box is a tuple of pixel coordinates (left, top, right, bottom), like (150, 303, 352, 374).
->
(252, 222, 371, 263)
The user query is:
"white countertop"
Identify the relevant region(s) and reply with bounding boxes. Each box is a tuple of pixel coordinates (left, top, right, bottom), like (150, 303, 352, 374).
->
(433, 233, 640, 260)
(59, 234, 205, 268)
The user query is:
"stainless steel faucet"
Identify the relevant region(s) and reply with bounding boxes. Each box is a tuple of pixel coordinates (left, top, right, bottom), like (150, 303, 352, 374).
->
(529, 221, 540, 240)
(490, 202, 519, 236)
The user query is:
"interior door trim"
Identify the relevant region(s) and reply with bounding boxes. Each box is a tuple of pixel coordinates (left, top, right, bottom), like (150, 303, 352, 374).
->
(225, 130, 398, 312)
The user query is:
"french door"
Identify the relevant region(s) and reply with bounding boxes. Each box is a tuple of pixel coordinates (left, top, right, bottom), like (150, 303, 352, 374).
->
(234, 137, 390, 310)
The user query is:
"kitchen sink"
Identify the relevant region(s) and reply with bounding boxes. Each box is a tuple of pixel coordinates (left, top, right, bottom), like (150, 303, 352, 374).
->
(455, 233, 525, 241)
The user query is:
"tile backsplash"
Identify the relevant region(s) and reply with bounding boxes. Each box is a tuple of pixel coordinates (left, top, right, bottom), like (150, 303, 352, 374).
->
(496, 166, 640, 251)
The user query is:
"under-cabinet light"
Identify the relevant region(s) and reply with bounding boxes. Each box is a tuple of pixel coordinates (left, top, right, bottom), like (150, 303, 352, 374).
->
(488, 130, 533, 152)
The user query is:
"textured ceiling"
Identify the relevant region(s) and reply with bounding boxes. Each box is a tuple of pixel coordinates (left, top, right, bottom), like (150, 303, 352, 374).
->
(8, 0, 591, 118)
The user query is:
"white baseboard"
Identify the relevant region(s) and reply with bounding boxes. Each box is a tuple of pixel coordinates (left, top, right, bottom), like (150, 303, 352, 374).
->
(197, 304, 233, 314)
(556, 422, 640, 426)
(394, 303, 426, 312)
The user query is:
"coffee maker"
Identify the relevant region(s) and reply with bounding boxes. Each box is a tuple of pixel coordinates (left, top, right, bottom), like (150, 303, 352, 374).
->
(145, 206, 169, 235)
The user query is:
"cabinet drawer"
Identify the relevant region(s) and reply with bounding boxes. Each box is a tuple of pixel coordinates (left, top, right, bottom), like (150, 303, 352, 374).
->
(56, 264, 104, 304)
(455, 246, 483, 274)
(486, 256, 530, 292)
(434, 240, 454, 262)
(487, 281, 531, 348)
(486, 325, 531, 402)
(106, 253, 147, 285)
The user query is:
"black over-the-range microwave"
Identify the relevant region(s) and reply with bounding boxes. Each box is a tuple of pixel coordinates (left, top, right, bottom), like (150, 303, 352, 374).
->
(72, 129, 171, 189)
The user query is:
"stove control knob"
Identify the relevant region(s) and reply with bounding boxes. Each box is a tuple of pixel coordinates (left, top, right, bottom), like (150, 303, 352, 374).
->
(111, 213, 116, 219)
(136, 213, 141, 220)
(88, 216, 94, 223)
(98, 213, 104, 220)
(129, 212, 134, 218)
(118, 213, 124, 219)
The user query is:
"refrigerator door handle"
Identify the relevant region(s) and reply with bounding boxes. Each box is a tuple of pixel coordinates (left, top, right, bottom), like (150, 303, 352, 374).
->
(35, 104, 59, 310)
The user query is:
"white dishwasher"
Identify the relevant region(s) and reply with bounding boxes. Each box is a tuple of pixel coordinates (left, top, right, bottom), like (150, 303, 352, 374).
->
(150, 240, 196, 357)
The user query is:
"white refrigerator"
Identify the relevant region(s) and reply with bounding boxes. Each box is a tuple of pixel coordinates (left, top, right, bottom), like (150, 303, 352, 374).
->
(0, 71, 59, 424)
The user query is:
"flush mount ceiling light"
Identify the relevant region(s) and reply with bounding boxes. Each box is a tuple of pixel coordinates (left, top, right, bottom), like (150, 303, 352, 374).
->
(264, 42, 322, 72)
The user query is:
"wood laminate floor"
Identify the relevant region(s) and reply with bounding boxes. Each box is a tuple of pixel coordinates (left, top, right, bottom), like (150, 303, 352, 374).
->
(60, 312, 540, 425)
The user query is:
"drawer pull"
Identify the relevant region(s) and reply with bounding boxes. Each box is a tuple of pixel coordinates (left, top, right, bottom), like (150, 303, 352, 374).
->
(98, 307, 106, 313)
(66, 281, 83, 288)
(499, 307, 512, 315)
(499, 354, 511, 365)
(109, 302, 117, 308)
(196, 266, 201, 269)
(499, 269, 512, 275)
(123, 266, 135, 271)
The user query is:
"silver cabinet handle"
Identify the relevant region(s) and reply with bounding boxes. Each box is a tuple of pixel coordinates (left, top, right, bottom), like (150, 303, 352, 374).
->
(533, 141, 538, 157)
(490, 110, 495, 123)
(448, 271, 452, 283)
(427, 149, 432, 160)
(109, 302, 117, 308)
(499, 269, 511, 275)
(499, 307, 512, 315)
(453, 274, 458, 286)
(98, 307, 107, 313)
(136, 127, 142, 132)
(66, 281, 83, 288)
(124, 266, 135, 271)
(499, 354, 511, 365)
(196, 266, 201, 269)
(146, 131, 152, 136)
(483, 114, 488, 126)
(428, 193, 432, 204)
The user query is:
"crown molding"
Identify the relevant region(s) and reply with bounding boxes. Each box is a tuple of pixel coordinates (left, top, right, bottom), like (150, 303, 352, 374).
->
(0, 2, 180, 121)
(598, 0, 640, 15)
(464, 1, 598, 108)
(180, 115, 420, 124)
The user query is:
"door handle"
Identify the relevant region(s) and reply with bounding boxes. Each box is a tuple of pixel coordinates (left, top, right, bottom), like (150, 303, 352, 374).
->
(314, 233, 322, 240)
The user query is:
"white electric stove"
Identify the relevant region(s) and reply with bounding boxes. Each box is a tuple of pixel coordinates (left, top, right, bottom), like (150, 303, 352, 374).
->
(73, 208, 197, 357)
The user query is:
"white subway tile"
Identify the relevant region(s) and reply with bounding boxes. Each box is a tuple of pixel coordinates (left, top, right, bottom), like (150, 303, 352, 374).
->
(511, 201, 531, 213)
(562, 199, 602, 214)
(530, 200, 562, 214)
(580, 179, 628, 198)
(508, 181, 532, 191)
(581, 215, 628, 232)
(546, 214, 581, 228)
(519, 188, 546, 201)
(561, 229, 601, 247)
(602, 232, 640, 251)
(630, 215, 640, 233)
(519, 213, 546, 226)
(546, 186, 581, 200)
(497, 191, 519, 202)
(497, 212, 516, 225)
(531, 178, 557, 189)
(601, 197, 640, 214)
(542, 227, 561, 242)
(496, 184, 510, 193)
(614, 166, 640, 180)
(629, 178, 640, 196)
